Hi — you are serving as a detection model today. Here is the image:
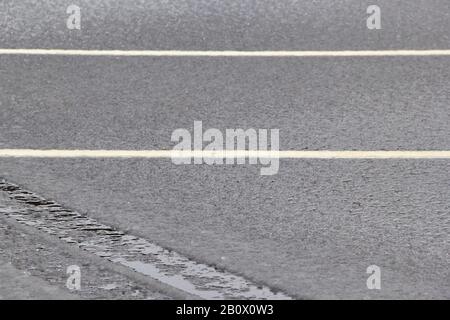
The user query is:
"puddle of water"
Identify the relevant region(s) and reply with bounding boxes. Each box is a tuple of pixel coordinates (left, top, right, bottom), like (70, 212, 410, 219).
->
(0, 179, 291, 300)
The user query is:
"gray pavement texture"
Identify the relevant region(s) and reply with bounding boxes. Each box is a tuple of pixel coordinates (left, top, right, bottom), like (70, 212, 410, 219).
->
(0, 0, 449, 299)
(0, 260, 78, 300)
(1, 0, 450, 50)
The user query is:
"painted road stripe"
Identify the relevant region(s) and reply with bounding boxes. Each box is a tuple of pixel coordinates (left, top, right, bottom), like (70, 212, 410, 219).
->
(1, 149, 450, 159)
(1, 49, 450, 57)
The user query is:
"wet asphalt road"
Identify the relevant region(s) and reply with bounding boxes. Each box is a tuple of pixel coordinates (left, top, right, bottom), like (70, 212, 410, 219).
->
(0, 1, 449, 299)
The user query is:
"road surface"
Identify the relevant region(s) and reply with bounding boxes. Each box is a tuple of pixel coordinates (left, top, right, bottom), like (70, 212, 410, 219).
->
(0, 0, 449, 299)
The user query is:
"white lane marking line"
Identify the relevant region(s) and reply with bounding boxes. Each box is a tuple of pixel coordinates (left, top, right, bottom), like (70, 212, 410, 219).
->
(1, 49, 450, 57)
(1, 149, 450, 159)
